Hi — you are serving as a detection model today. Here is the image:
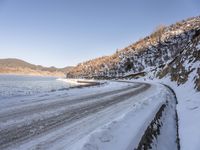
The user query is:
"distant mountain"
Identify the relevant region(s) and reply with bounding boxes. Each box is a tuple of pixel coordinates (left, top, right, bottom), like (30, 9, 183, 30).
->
(68, 16, 200, 91)
(0, 58, 72, 77)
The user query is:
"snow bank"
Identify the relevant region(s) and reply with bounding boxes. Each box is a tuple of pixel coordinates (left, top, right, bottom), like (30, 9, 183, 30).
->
(162, 82, 199, 150)
(151, 87, 178, 150)
(133, 75, 200, 150)
(69, 84, 176, 150)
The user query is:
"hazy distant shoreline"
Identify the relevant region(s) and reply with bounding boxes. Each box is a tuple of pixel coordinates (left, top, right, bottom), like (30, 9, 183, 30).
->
(0, 58, 72, 78)
(0, 72, 65, 78)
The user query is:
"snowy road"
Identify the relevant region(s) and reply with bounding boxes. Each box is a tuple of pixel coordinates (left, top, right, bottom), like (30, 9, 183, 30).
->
(0, 81, 154, 150)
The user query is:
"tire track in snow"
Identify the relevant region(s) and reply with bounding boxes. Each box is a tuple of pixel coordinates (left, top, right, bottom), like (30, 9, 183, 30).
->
(0, 82, 150, 149)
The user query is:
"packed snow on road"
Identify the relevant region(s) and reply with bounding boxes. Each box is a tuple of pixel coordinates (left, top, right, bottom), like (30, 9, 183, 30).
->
(0, 80, 177, 150)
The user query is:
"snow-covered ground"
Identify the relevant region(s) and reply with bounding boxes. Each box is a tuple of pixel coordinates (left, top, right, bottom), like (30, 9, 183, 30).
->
(161, 78, 200, 150)
(0, 80, 177, 150)
(57, 78, 98, 85)
(0, 80, 124, 109)
(133, 73, 200, 150)
(78, 83, 177, 150)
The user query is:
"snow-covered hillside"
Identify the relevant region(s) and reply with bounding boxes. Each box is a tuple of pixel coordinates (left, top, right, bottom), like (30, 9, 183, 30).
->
(68, 16, 200, 91)
(67, 16, 200, 150)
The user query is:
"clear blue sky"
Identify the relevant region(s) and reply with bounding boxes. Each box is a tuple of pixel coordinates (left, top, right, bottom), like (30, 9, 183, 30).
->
(0, 0, 199, 67)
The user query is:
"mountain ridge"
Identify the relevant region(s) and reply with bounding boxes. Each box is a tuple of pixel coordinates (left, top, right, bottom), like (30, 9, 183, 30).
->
(0, 58, 73, 77)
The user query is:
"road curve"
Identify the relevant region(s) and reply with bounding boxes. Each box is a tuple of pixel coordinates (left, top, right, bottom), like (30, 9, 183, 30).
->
(0, 82, 150, 150)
